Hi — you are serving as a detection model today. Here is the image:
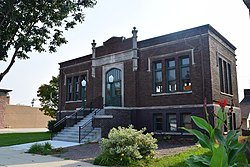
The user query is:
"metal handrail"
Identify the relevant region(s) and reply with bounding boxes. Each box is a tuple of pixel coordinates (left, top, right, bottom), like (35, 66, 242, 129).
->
(54, 111, 77, 128)
(78, 108, 102, 143)
(51, 110, 79, 139)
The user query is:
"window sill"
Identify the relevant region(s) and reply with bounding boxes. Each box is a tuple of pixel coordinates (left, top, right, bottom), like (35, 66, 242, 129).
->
(65, 100, 82, 103)
(220, 92, 233, 97)
(152, 91, 192, 96)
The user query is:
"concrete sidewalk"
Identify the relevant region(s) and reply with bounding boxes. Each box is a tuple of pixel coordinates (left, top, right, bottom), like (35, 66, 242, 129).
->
(0, 140, 102, 167)
(0, 128, 49, 134)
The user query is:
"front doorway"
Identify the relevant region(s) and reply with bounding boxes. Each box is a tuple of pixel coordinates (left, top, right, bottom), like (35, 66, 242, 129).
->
(105, 68, 122, 107)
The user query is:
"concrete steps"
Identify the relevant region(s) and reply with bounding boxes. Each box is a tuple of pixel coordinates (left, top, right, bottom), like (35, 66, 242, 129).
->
(53, 109, 103, 143)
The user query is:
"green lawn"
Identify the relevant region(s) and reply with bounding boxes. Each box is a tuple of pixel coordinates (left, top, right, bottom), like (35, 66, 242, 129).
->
(149, 147, 209, 167)
(0, 132, 51, 147)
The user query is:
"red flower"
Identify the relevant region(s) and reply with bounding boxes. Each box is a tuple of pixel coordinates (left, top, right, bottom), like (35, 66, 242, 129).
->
(218, 99, 227, 107)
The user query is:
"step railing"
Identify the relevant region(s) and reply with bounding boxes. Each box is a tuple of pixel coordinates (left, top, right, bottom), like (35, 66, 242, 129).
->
(78, 108, 102, 143)
(51, 109, 80, 139)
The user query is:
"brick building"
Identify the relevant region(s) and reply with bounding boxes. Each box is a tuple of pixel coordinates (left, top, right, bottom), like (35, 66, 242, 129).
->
(58, 24, 241, 136)
(0, 89, 52, 129)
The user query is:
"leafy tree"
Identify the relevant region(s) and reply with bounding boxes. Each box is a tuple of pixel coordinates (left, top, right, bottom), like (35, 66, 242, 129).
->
(0, 0, 96, 82)
(37, 76, 59, 118)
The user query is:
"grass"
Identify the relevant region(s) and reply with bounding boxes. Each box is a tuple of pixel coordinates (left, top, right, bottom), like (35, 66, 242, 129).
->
(94, 146, 209, 167)
(0, 132, 51, 147)
(27, 142, 65, 155)
(149, 147, 209, 167)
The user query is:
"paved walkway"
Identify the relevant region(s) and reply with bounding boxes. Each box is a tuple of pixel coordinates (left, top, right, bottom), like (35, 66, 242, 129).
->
(0, 140, 102, 167)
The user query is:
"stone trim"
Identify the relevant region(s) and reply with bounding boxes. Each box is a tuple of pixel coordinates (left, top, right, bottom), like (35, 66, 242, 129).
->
(103, 104, 240, 110)
(152, 91, 192, 97)
(141, 34, 208, 51)
(208, 31, 236, 55)
(59, 60, 91, 70)
(92, 49, 134, 67)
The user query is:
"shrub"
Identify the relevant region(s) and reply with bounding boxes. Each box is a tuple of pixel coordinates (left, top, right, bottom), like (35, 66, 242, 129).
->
(27, 142, 53, 155)
(94, 125, 158, 166)
(47, 120, 57, 132)
(182, 99, 249, 167)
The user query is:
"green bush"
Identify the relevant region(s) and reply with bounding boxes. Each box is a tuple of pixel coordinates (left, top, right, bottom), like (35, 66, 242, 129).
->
(94, 125, 158, 166)
(27, 142, 53, 155)
(47, 120, 57, 132)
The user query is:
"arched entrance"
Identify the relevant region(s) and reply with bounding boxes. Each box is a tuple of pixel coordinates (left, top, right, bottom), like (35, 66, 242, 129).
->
(105, 68, 122, 107)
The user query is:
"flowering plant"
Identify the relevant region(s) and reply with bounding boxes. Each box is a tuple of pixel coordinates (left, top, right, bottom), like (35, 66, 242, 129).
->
(182, 99, 248, 167)
(94, 125, 158, 166)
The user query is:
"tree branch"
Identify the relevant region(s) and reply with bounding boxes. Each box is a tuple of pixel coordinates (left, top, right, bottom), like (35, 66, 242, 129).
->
(0, 48, 19, 82)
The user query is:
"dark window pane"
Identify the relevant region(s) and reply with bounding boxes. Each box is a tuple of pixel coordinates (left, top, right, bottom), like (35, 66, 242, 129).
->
(181, 114, 192, 129)
(181, 67, 190, 79)
(182, 57, 189, 65)
(154, 114, 163, 131)
(168, 60, 175, 67)
(66, 78, 72, 101)
(155, 63, 162, 70)
(155, 71, 162, 82)
(223, 61, 228, 93)
(74, 76, 79, 101)
(228, 63, 232, 95)
(168, 69, 176, 80)
(219, 58, 224, 92)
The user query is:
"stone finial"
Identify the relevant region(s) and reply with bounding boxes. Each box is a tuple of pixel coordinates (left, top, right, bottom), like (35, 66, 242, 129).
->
(91, 40, 96, 48)
(132, 27, 138, 38)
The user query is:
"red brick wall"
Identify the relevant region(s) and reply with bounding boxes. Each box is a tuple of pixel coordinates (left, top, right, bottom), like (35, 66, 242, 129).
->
(0, 95, 10, 128)
(58, 25, 239, 111)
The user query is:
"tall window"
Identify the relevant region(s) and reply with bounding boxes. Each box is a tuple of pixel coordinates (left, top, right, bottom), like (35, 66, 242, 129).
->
(218, 57, 233, 95)
(219, 58, 224, 92)
(228, 64, 232, 95)
(166, 59, 176, 92)
(153, 62, 162, 93)
(73, 76, 79, 101)
(152, 55, 191, 94)
(223, 61, 228, 94)
(180, 57, 191, 91)
(166, 114, 177, 131)
(153, 114, 163, 131)
(66, 77, 72, 101)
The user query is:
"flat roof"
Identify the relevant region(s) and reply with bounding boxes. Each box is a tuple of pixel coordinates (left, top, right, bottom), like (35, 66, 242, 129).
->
(0, 89, 12, 93)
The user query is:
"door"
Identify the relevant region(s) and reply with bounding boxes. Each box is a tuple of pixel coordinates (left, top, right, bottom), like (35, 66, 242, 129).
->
(105, 68, 121, 106)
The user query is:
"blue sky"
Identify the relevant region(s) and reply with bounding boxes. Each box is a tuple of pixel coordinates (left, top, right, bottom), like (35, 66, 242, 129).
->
(0, 0, 249, 106)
